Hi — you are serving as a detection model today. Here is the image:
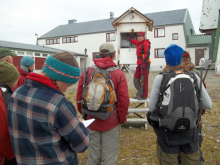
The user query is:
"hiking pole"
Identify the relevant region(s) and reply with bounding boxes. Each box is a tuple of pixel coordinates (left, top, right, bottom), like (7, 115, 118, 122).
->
(202, 60, 212, 82)
(82, 48, 87, 120)
(83, 48, 87, 88)
(197, 58, 205, 139)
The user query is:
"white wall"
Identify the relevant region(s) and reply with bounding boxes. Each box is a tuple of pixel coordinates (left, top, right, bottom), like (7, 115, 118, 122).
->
(147, 24, 186, 71)
(38, 24, 204, 71)
(185, 46, 209, 65)
(38, 32, 117, 68)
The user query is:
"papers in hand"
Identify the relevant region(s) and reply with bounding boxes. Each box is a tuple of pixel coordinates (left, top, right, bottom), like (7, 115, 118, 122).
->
(82, 119, 95, 127)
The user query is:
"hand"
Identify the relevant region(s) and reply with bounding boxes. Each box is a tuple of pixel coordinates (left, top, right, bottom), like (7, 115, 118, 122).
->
(127, 38, 131, 41)
(78, 117, 84, 122)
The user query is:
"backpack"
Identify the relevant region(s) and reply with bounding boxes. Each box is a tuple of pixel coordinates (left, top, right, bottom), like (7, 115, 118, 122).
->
(81, 65, 118, 120)
(150, 70, 200, 132)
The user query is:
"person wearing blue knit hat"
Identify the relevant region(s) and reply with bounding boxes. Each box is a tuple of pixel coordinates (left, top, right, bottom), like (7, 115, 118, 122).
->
(147, 44, 212, 165)
(14, 56, 35, 90)
(7, 52, 90, 165)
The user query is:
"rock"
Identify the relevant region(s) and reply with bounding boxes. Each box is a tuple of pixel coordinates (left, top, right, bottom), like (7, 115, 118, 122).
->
(216, 140, 220, 143)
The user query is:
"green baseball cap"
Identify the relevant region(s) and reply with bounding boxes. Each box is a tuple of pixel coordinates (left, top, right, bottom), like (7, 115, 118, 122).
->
(0, 48, 17, 58)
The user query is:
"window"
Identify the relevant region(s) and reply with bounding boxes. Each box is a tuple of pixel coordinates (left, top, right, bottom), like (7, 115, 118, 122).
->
(92, 52, 101, 60)
(17, 51, 25, 55)
(154, 28, 165, 38)
(106, 33, 115, 42)
(46, 38, 60, 45)
(172, 33, 178, 40)
(155, 48, 165, 58)
(62, 36, 78, 43)
(26, 52, 33, 56)
(35, 53, 41, 56)
(42, 54, 48, 57)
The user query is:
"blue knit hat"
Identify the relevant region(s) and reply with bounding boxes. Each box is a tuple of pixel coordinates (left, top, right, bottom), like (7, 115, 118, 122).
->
(42, 55, 80, 84)
(21, 56, 35, 67)
(164, 44, 184, 66)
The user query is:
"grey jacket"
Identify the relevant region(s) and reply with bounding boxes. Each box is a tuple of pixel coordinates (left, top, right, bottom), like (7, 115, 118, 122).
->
(149, 73, 212, 112)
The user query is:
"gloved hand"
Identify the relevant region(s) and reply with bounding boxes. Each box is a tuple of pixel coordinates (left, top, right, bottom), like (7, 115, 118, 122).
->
(127, 37, 131, 41)
(141, 65, 146, 69)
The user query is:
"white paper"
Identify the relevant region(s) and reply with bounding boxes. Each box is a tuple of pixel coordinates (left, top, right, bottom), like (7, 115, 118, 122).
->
(82, 119, 95, 127)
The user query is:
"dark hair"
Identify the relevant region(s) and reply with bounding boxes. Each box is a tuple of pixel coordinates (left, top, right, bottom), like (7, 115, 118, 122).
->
(99, 50, 114, 59)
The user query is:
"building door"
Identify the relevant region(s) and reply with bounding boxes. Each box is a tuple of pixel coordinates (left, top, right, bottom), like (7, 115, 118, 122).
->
(195, 49, 204, 66)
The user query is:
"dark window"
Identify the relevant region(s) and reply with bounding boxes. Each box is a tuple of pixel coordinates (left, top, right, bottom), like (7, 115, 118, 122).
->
(154, 28, 165, 38)
(155, 48, 165, 58)
(106, 33, 115, 42)
(92, 52, 101, 60)
(172, 33, 178, 40)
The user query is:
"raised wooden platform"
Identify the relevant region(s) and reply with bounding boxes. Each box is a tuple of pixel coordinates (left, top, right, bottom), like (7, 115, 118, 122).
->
(125, 98, 149, 129)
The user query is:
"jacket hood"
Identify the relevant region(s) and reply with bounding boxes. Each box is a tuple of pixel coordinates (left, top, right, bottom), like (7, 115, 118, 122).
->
(94, 56, 117, 69)
(17, 66, 29, 77)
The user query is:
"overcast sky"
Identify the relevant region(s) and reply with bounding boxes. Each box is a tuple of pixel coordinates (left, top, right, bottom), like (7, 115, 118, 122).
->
(0, 0, 204, 45)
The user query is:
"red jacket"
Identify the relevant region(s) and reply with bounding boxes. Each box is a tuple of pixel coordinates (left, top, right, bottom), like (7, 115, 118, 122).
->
(13, 66, 29, 90)
(131, 39, 151, 65)
(76, 57, 130, 131)
(0, 89, 15, 163)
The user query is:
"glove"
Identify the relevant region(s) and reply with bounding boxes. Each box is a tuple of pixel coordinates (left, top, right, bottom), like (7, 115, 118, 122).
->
(127, 38, 131, 41)
(141, 65, 146, 69)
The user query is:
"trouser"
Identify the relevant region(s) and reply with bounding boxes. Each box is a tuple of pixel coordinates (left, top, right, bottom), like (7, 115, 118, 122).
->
(87, 124, 121, 165)
(133, 63, 149, 98)
(156, 140, 200, 165)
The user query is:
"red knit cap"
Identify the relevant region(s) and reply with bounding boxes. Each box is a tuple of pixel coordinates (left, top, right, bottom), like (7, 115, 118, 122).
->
(137, 32, 145, 37)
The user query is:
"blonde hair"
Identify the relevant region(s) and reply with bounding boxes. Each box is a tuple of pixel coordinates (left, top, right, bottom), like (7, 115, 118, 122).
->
(162, 63, 183, 72)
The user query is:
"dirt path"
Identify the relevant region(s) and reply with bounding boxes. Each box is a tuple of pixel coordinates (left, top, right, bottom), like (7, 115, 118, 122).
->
(65, 70, 220, 165)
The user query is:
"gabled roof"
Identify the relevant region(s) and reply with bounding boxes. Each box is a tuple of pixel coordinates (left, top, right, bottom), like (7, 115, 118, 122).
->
(187, 34, 211, 46)
(39, 9, 188, 39)
(112, 7, 153, 31)
(0, 40, 85, 56)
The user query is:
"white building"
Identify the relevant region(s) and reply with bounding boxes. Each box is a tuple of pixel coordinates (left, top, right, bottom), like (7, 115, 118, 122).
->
(37, 8, 211, 71)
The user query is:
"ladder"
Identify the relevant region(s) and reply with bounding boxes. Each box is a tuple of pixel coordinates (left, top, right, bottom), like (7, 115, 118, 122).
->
(126, 98, 149, 129)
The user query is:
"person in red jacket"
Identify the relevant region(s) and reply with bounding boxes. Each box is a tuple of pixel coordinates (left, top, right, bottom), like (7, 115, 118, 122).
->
(0, 62, 19, 165)
(76, 43, 130, 165)
(129, 31, 151, 100)
(14, 56, 35, 90)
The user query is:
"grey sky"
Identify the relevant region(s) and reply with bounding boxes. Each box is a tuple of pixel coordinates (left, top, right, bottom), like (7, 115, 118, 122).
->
(0, 0, 204, 45)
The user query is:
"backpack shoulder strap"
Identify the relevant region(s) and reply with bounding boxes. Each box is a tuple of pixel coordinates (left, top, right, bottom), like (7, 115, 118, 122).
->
(106, 67, 118, 73)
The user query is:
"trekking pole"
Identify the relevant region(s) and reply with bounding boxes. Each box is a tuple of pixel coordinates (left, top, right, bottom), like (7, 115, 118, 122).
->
(197, 58, 205, 139)
(82, 48, 87, 120)
(202, 60, 212, 82)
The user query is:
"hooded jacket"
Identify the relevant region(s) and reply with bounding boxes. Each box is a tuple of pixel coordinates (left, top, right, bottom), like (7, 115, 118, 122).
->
(13, 66, 29, 90)
(0, 83, 15, 163)
(76, 56, 130, 131)
(131, 39, 151, 65)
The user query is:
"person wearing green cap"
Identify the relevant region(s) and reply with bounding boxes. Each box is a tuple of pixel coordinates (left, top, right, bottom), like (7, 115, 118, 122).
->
(0, 48, 17, 65)
(0, 62, 19, 165)
(13, 56, 35, 90)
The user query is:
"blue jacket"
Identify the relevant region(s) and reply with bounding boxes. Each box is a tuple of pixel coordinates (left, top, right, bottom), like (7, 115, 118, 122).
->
(7, 73, 90, 165)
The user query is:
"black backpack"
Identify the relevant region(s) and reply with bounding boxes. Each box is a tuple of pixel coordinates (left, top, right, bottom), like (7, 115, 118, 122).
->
(149, 70, 200, 132)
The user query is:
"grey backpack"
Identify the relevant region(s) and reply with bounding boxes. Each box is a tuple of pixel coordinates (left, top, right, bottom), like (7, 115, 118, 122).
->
(150, 70, 200, 132)
(81, 65, 118, 120)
